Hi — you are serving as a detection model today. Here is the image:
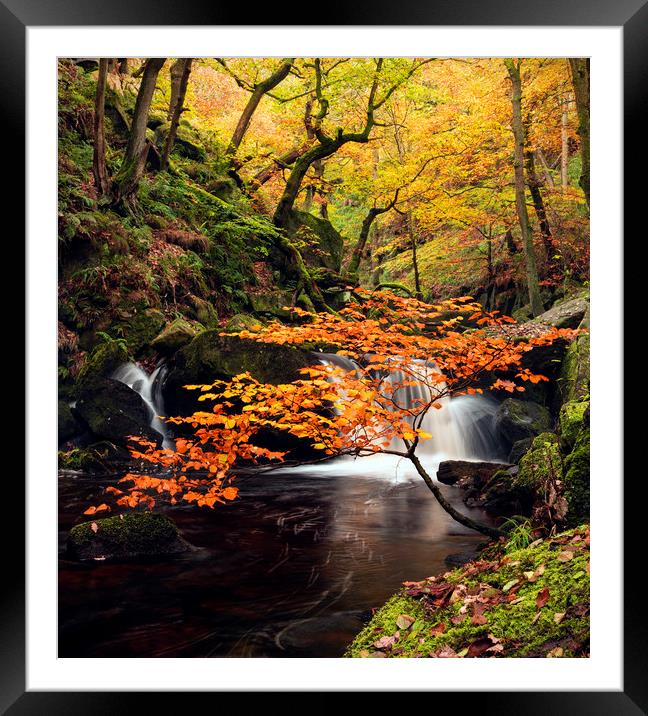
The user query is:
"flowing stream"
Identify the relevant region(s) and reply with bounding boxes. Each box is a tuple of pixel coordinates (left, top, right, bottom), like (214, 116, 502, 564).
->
(59, 354, 505, 657)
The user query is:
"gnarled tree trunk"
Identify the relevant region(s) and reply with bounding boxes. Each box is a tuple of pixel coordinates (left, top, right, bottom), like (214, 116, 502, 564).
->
(92, 58, 111, 196)
(112, 58, 166, 209)
(505, 59, 544, 317)
(568, 58, 590, 206)
(161, 58, 193, 171)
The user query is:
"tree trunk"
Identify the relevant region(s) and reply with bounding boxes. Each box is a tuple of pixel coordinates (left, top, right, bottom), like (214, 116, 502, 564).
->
(167, 59, 185, 120)
(536, 147, 554, 188)
(504, 59, 544, 317)
(161, 58, 192, 171)
(560, 96, 569, 188)
(568, 59, 590, 205)
(408, 211, 423, 299)
(226, 58, 294, 160)
(347, 207, 383, 278)
(112, 58, 166, 209)
(524, 141, 554, 260)
(118, 58, 130, 75)
(409, 453, 505, 539)
(92, 58, 111, 196)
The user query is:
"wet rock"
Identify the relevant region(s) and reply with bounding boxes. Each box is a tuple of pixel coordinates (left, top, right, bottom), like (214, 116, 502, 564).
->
(151, 318, 199, 354)
(76, 341, 129, 390)
(508, 437, 532, 464)
(66, 512, 193, 561)
(437, 460, 512, 490)
(495, 398, 551, 446)
(58, 400, 81, 444)
(76, 377, 163, 447)
(533, 295, 589, 329)
(163, 332, 313, 418)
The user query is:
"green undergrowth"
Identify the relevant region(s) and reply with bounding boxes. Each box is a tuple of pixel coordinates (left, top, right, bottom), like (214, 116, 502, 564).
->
(346, 525, 589, 658)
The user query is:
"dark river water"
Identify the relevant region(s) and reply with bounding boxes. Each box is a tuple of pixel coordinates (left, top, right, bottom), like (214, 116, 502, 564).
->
(58, 457, 493, 658)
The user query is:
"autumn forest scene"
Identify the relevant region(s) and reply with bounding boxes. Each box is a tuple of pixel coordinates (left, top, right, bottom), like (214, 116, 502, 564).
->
(58, 56, 590, 659)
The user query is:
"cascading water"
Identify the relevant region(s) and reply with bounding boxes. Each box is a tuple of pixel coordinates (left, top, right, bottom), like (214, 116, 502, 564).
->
(311, 352, 505, 480)
(112, 362, 174, 449)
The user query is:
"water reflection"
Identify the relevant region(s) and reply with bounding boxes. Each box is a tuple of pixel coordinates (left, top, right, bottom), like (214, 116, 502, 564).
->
(59, 463, 493, 657)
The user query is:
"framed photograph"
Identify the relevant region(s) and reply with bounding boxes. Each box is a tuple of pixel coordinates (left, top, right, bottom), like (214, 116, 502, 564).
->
(5, 0, 638, 709)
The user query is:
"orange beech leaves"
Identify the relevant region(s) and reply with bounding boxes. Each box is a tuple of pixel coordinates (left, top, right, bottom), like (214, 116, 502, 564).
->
(84, 290, 579, 515)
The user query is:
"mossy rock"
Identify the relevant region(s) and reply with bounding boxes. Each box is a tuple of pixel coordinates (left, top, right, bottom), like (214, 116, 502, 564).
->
(514, 432, 562, 490)
(163, 332, 313, 418)
(204, 176, 237, 201)
(58, 441, 131, 472)
(558, 400, 589, 452)
(563, 427, 590, 525)
(508, 437, 532, 464)
(118, 308, 166, 355)
(346, 525, 590, 658)
(495, 398, 552, 446)
(224, 313, 265, 333)
(285, 210, 344, 273)
(188, 296, 219, 328)
(533, 296, 589, 329)
(76, 340, 129, 390)
(66, 512, 193, 561)
(58, 400, 81, 444)
(76, 377, 163, 447)
(512, 304, 533, 323)
(559, 333, 590, 403)
(248, 290, 294, 318)
(151, 318, 199, 354)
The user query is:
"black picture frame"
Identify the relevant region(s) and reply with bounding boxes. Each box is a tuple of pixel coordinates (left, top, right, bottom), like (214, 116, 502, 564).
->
(5, 1, 637, 711)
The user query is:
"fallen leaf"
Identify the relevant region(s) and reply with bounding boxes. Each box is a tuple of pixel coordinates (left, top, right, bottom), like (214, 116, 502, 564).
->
(373, 635, 396, 649)
(396, 614, 415, 630)
(536, 587, 550, 609)
(431, 645, 458, 658)
(546, 647, 564, 658)
(451, 613, 467, 625)
(557, 550, 575, 562)
(90, 522, 98, 533)
(554, 612, 565, 624)
(532, 612, 542, 624)
(502, 579, 519, 593)
(430, 622, 446, 636)
(471, 604, 488, 626)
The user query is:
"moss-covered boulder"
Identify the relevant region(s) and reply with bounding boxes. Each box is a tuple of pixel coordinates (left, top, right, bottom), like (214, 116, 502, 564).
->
(76, 377, 163, 447)
(66, 512, 193, 561)
(163, 332, 314, 417)
(225, 313, 265, 333)
(188, 295, 219, 328)
(558, 400, 589, 452)
(515, 432, 562, 490)
(248, 289, 294, 318)
(76, 340, 129, 390)
(58, 441, 131, 472)
(58, 400, 81, 444)
(559, 333, 590, 403)
(346, 525, 590, 658)
(563, 427, 590, 526)
(285, 210, 344, 272)
(118, 308, 166, 355)
(151, 318, 199, 354)
(533, 295, 589, 329)
(495, 399, 552, 447)
(508, 437, 532, 464)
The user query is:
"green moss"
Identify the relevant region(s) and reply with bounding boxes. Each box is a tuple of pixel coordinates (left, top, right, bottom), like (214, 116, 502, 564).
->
(563, 427, 590, 525)
(559, 400, 589, 451)
(346, 526, 590, 658)
(559, 333, 590, 403)
(77, 340, 129, 389)
(67, 511, 191, 560)
(119, 308, 165, 354)
(151, 317, 199, 354)
(224, 313, 265, 333)
(514, 432, 562, 490)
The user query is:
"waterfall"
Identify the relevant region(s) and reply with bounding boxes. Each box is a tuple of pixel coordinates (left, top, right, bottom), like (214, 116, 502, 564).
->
(314, 352, 504, 478)
(112, 362, 174, 450)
